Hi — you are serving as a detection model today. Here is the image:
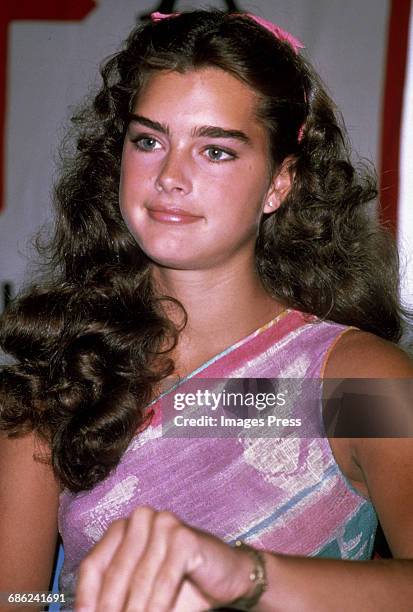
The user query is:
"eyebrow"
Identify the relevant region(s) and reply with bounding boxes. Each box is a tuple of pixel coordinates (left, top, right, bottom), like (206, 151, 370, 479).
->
(128, 114, 170, 135)
(128, 113, 252, 145)
(193, 125, 251, 145)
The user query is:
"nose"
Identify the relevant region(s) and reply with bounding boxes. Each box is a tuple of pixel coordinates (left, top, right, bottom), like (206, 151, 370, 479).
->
(155, 147, 192, 195)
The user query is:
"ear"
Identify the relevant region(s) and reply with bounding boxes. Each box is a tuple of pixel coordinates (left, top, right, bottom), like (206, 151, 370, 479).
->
(263, 157, 294, 214)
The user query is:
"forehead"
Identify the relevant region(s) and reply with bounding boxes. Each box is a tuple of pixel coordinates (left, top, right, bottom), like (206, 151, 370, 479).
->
(132, 67, 266, 139)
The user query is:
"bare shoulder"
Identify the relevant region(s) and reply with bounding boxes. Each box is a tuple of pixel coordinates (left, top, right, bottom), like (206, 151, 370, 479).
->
(0, 431, 61, 592)
(324, 328, 413, 379)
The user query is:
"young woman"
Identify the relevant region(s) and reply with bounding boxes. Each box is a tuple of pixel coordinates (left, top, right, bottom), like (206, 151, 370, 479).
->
(0, 10, 412, 612)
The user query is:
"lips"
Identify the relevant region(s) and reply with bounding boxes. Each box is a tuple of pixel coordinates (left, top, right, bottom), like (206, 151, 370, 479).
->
(146, 204, 203, 225)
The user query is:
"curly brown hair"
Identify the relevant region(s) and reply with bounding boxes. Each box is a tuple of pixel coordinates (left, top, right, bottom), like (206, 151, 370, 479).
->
(0, 10, 405, 492)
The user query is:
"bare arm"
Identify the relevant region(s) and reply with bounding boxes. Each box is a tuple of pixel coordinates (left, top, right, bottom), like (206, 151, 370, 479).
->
(0, 432, 60, 612)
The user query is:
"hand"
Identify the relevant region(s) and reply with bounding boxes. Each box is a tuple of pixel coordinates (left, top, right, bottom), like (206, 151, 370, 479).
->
(74, 505, 256, 612)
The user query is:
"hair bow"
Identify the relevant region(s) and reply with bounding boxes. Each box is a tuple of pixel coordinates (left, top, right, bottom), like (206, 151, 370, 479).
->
(151, 11, 179, 21)
(245, 14, 304, 55)
(150, 12, 304, 55)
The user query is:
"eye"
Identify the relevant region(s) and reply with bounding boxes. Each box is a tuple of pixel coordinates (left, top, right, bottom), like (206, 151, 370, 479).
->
(132, 135, 162, 152)
(204, 147, 236, 162)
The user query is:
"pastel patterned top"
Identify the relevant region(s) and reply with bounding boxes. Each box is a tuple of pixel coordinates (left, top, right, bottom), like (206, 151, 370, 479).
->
(58, 309, 377, 606)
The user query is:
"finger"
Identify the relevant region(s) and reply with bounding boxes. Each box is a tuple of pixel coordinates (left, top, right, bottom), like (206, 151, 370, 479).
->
(167, 527, 255, 606)
(95, 506, 155, 612)
(143, 526, 205, 612)
(74, 518, 127, 612)
(171, 579, 214, 612)
(124, 511, 186, 612)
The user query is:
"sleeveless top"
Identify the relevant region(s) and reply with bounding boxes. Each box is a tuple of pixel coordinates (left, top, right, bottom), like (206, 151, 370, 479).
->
(58, 309, 377, 604)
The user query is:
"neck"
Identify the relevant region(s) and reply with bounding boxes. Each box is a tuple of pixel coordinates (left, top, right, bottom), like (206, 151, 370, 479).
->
(151, 256, 285, 367)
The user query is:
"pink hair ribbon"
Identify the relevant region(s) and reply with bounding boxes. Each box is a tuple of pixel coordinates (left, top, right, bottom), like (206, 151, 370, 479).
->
(150, 12, 304, 55)
(151, 11, 179, 21)
(245, 14, 304, 55)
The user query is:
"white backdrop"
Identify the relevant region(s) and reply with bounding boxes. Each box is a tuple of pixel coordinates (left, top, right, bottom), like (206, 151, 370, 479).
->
(0, 0, 396, 311)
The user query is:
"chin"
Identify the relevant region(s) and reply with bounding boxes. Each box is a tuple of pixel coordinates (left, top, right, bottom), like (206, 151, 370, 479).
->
(134, 236, 210, 270)
(147, 253, 205, 271)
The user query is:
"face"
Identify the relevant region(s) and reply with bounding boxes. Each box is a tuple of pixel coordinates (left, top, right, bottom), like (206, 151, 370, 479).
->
(119, 67, 277, 271)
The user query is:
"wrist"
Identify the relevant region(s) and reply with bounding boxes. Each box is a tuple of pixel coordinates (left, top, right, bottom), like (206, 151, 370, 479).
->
(226, 540, 268, 610)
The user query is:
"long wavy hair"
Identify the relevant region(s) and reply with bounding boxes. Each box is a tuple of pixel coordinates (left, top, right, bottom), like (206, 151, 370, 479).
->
(0, 11, 405, 492)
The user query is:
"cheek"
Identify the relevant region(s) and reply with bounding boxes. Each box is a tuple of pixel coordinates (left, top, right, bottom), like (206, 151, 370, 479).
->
(120, 153, 138, 193)
(120, 143, 146, 182)
(119, 169, 140, 234)
(119, 151, 130, 204)
(228, 168, 268, 214)
(119, 155, 144, 218)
